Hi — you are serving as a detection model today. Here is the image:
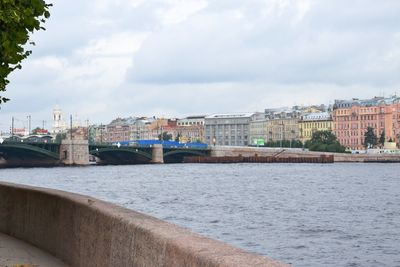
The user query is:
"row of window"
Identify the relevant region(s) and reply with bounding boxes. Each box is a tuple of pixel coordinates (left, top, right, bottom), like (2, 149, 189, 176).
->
(301, 122, 331, 129)
(336, 107, 383, 115)
(177, 121, 204, 126)
(336, 122, 380, 130)
(339, 138, 364, 145)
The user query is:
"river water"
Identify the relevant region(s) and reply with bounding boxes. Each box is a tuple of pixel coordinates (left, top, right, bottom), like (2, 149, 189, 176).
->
(0, 163, 399, 267)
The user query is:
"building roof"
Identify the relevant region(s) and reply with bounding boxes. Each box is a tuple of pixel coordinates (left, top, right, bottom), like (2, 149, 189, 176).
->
(205, 113, 256, 119)
(301, 112, 332, 121)
(185, 115, 206, 119)
(334, 95, 400, 108)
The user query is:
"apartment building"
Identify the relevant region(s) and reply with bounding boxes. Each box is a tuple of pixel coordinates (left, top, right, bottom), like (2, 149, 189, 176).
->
(263, 108, 301, 142)
(299, 112, 332, 143)
(333, 96, 400, 150)
(204, 113, 263, 146)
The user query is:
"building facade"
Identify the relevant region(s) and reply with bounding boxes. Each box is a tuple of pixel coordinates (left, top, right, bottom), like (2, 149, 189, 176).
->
(204, 113, 262, 146)
(264, 118, 300, 142)
(174, 116, 205, 143)
(103, 117, 182, 143)
(177, 116, 205, 127)
(88, 124, 107, 143)
(333, 96, 400, 150)
(299, 112, 332, 143)
(249, 119, 268, 145)
(263, 108, 301, 142)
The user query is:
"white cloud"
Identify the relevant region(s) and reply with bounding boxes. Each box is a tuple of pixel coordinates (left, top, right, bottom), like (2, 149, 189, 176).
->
(1, 0, 400, 132)
(156, 0, 208, 25)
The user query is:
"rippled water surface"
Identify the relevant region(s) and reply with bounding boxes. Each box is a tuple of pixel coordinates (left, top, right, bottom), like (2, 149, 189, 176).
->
(1, 163, 400, 267)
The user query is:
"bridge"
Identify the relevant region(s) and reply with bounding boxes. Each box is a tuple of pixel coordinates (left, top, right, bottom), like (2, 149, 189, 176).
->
(0, 137, 210, 167)
(89, 143, 210, 164)
(0, 139, 61, 167)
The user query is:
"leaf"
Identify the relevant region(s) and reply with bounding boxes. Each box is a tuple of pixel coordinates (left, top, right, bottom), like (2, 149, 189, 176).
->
(0, 0, 51, 104)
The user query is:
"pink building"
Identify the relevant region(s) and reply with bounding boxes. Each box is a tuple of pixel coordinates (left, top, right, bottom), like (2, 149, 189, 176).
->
(333, 96, 400, 150)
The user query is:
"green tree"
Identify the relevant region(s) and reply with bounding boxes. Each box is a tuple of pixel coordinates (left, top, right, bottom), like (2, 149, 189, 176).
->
(0, 0, 51, 104)
(158, 131, 172, 141)
(364, 127, 377, 148)
(55, 132, 66, 143)
(175, 133, 181, 142)
(379, 130, 385, 147)
(31, 126, 42, 134)
(264, 139, 303, 148)
(309, 130, 337, 145)
(306, 130, 346, 153)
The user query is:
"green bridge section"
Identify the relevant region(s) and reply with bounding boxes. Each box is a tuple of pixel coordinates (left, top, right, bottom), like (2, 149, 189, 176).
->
(0, 141, 61, 167)
(89, 143, 210, 164)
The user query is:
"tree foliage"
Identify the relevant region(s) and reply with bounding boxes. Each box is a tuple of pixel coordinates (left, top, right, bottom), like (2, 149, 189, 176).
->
(379, 130, 385, 146)
(364, 127, 377, 148)
(175, 133, 181, 142)
(31, 126, 41, 134)
(306, 130, 346, 153)
(55, 132, 66, 143)
(264, 139, 303, 148)
(158, 131, 172, 141)
(0, 0, 51, 104)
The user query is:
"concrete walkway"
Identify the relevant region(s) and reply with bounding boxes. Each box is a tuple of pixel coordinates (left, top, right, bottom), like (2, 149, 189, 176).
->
(0, 233, 68, 267)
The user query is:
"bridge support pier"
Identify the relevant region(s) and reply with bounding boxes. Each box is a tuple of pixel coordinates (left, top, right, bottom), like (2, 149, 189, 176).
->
(60, 140, 89, 166)
(151, 144, 164, 164)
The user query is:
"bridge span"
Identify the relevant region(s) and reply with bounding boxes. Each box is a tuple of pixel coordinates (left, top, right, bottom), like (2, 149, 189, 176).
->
(89, 143, 210, 164)
(0, 139, 211, 167)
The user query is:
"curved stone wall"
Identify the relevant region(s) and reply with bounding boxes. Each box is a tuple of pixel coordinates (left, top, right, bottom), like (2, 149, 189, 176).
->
(0, 182, 287, 267)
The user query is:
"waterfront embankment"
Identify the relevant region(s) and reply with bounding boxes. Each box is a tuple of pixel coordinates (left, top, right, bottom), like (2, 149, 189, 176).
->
(210, 146, 400, 162)
(0, 182, 288, 267)
(184, 154, 334, 163)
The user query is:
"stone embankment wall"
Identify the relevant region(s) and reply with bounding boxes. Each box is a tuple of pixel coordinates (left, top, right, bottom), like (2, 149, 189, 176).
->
(0, 182, 288, 267)
(210, 146, 400, 162)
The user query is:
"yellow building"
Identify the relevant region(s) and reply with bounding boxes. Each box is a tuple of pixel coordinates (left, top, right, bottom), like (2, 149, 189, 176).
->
(299, 112, 332, 143)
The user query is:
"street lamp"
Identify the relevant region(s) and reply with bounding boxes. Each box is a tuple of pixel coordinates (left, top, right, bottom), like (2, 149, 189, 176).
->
(290, 129, 295, 148)
(27, 115, 31, 135)
(280, 121, 284, 148)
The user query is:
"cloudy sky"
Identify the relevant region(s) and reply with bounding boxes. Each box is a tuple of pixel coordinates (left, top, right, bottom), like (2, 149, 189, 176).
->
(1, 0, 400, 132)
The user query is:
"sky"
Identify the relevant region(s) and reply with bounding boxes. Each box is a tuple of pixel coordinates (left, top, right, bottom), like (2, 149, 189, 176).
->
(1, 0, 400, 132)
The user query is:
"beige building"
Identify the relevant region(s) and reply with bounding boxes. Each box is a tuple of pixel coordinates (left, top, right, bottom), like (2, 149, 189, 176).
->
(177, 116, 205, 127)
(174, 116, 205, 143)
(265, 118, 300, 142)
(173, 125, 205, 143)
(249, 119, 268, 145)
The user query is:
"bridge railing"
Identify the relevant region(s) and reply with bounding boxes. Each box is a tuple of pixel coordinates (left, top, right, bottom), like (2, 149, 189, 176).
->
(1, 135, 58, 144)
(99, 140, 210, 150)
